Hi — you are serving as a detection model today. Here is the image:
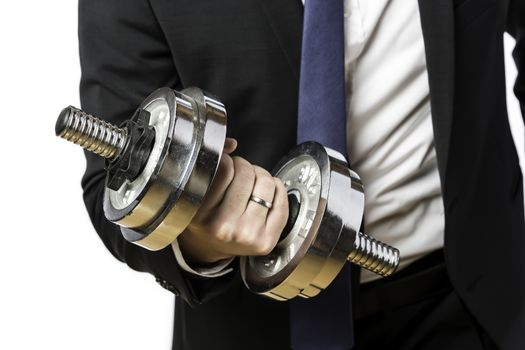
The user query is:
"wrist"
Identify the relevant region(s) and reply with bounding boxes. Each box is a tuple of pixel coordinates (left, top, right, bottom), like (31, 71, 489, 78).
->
(172, 238, 235, 278)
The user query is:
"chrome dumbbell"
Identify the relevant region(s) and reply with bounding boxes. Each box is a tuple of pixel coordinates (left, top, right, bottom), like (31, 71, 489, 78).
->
(56, 87, 226, 251)
(55, 87, 400, 301)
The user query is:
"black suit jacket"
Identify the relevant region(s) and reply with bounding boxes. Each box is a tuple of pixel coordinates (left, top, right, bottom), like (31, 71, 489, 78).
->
(79, 0, 525, 348)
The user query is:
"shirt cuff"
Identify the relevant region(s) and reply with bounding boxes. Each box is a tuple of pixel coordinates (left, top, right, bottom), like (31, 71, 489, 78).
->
(171, 239, 234, 278)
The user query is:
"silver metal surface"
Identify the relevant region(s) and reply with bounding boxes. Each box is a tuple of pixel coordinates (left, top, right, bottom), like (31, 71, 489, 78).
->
(127, 88, 227, 250)
(241, 142, 400, 301)
(249, 195, 273, 209)
(103, 87, 227, 250)
(103, 88, 193, 230)
(349, 231, 400, 276)
(57, 107, 127, 160)
(104, 89, 175, 225)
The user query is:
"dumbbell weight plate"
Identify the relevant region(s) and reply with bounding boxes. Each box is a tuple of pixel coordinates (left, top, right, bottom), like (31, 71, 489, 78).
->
(240, 142, 365, 301)
(104, 87, 227, 251)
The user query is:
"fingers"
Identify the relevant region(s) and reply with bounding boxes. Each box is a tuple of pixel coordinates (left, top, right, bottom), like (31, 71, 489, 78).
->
(193, 138, 237, 218)
(243, 166, 276, 219)
(216, 156, 256, 219)
(232, 166, 277, 255)
(186, 154, 289, 260)
(194, 154, 235, 220)
(236, 177, 288, 257)
(265, 177, 289, 247)
(241, 178, 288, 255)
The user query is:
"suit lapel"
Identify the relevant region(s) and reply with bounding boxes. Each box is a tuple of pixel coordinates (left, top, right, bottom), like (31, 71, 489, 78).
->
(419, 0, 455, 188)
(258, 0, 303, 81)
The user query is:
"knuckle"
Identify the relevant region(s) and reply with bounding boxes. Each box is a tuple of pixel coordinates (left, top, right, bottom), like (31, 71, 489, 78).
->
(257, 174, 276, 191)
(233, 222, 262, 247)
(233, 157, 255, 182)
(274, 176, 286, 190)
(232, 156, 249, 168)
(211, 220, 234, 242)
(235, 226, 255, 245)
(274, 178, 288, 197)
(253, 167, 276, 195)
(253, 239, 275, 256)
(253, 165, 271, 178)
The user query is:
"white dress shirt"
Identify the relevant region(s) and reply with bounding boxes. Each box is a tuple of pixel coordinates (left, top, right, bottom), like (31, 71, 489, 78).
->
(343, 0, 444, 282)
(174, 0, 445, 283)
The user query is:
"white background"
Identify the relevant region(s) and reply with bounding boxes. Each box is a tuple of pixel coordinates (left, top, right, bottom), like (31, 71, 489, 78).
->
(0, 1, 523, 350)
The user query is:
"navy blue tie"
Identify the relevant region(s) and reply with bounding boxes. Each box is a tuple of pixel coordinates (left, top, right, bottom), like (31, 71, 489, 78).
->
(292, 0, 354, 349)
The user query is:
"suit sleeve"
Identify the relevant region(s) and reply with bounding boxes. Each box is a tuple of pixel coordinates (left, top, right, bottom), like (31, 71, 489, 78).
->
(79, 0, 236, 306)
(507, 0, 525, 121)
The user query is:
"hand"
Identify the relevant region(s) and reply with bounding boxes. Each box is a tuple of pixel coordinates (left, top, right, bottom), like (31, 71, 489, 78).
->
(177, 138, 289, 264)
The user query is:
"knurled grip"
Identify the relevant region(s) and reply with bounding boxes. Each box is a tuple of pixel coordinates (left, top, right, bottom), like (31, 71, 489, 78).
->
(349, 231, 400, 277)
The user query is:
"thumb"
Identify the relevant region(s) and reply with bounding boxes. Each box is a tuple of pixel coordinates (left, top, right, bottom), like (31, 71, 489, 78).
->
(223, 137, 238, 154)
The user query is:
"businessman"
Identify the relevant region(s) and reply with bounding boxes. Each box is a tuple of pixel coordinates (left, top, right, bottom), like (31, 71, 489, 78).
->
(78, 0, 525, 348)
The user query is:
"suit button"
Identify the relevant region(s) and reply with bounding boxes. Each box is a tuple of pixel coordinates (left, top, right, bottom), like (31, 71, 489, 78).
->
(155, 277, 180, 296)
